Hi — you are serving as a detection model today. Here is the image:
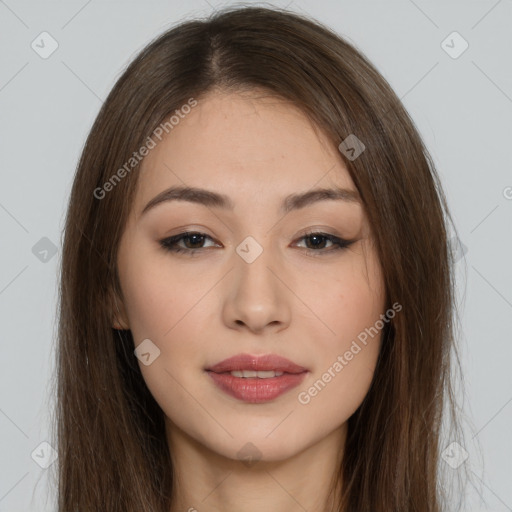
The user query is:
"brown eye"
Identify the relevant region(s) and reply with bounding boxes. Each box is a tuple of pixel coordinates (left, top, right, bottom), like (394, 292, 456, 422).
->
(180, 233, 207, 249)
(294, 232, 355, 254)
(159, 232, 218, 254)
(303, 233, 331, 249)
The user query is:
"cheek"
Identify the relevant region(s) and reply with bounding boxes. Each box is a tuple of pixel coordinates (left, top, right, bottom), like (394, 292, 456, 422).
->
(119, 251, 204, 342)
(303, 249, 386, 352)
(121, 265, 212, 428)
(294, 281, 384, 436)
(293, 249, 385, 415)
(118, 248, 212, 371)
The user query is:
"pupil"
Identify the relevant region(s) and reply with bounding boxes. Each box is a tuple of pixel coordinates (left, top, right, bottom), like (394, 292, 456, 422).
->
(307, 234, 325, 249)
(187, 233, 204, 248)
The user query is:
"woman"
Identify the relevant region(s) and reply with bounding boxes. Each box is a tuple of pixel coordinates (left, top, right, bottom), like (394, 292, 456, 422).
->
(53, 5, 464, 511)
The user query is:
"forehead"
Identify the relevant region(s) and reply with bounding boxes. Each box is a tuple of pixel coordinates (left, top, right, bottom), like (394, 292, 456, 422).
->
(133, 90, 356, 214)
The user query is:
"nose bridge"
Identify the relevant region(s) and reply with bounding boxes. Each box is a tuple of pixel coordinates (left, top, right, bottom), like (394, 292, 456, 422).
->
(221, 235, 291, 333)
(236, 241, 277, 297)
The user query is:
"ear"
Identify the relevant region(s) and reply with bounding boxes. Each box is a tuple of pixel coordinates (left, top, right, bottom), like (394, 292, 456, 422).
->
(109, 286, 130, 330)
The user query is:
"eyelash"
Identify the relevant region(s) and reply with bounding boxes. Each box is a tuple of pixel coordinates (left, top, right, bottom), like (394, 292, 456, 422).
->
(159, 231, 356, 257)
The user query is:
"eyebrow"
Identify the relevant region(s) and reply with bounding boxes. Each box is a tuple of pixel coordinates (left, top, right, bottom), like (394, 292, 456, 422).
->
(140, 185, 361, 216)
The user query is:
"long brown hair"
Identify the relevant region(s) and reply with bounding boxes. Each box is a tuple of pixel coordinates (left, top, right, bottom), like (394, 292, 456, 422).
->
(51, 5, 465, 511)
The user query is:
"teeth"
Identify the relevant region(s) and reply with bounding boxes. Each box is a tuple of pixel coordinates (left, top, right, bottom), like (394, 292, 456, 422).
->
(230, 370, 284, 378)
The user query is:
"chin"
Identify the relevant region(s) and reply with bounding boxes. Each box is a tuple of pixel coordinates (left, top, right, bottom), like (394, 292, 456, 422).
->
(219, 437, 308, 464)
(197, 422, 326, 465)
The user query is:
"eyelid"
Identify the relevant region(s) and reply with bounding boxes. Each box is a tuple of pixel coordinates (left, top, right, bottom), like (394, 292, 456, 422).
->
(293, 226, 344, 239)
(291, 231, 356, 253)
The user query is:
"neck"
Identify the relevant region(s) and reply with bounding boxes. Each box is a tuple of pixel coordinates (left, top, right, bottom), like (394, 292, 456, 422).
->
(166, 421, 345, 512)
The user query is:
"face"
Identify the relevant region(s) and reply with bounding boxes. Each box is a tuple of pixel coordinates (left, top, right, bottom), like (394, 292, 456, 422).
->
(114, 89, 387, 463)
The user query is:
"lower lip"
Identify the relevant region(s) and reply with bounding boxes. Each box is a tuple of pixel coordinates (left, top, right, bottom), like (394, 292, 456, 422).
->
(206, 371, 308, 403)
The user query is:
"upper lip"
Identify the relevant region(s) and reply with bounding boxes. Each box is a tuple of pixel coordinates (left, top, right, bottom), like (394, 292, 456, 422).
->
(206, 353, 307, 374)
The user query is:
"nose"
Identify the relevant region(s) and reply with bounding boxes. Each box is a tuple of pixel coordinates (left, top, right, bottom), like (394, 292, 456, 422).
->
(221, 245, 292, 335)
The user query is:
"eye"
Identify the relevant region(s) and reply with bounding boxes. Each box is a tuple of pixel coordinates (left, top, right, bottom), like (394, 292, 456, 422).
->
(159, 231, 219, 255)
(293, 231, 356, 255)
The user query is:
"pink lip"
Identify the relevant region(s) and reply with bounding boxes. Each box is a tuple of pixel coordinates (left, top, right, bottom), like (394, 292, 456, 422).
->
(206, 353, 308, 403)
(207, 353, 307, 374)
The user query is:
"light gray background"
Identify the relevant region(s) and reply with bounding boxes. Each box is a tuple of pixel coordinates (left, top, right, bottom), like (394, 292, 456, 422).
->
(0, 0, 511, 510)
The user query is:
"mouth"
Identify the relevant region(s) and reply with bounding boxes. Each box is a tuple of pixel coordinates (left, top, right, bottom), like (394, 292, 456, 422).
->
(205, 353, 309, 403)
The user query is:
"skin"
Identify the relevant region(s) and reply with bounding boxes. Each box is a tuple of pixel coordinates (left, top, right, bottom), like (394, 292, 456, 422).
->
(114, 89, 387, 512)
